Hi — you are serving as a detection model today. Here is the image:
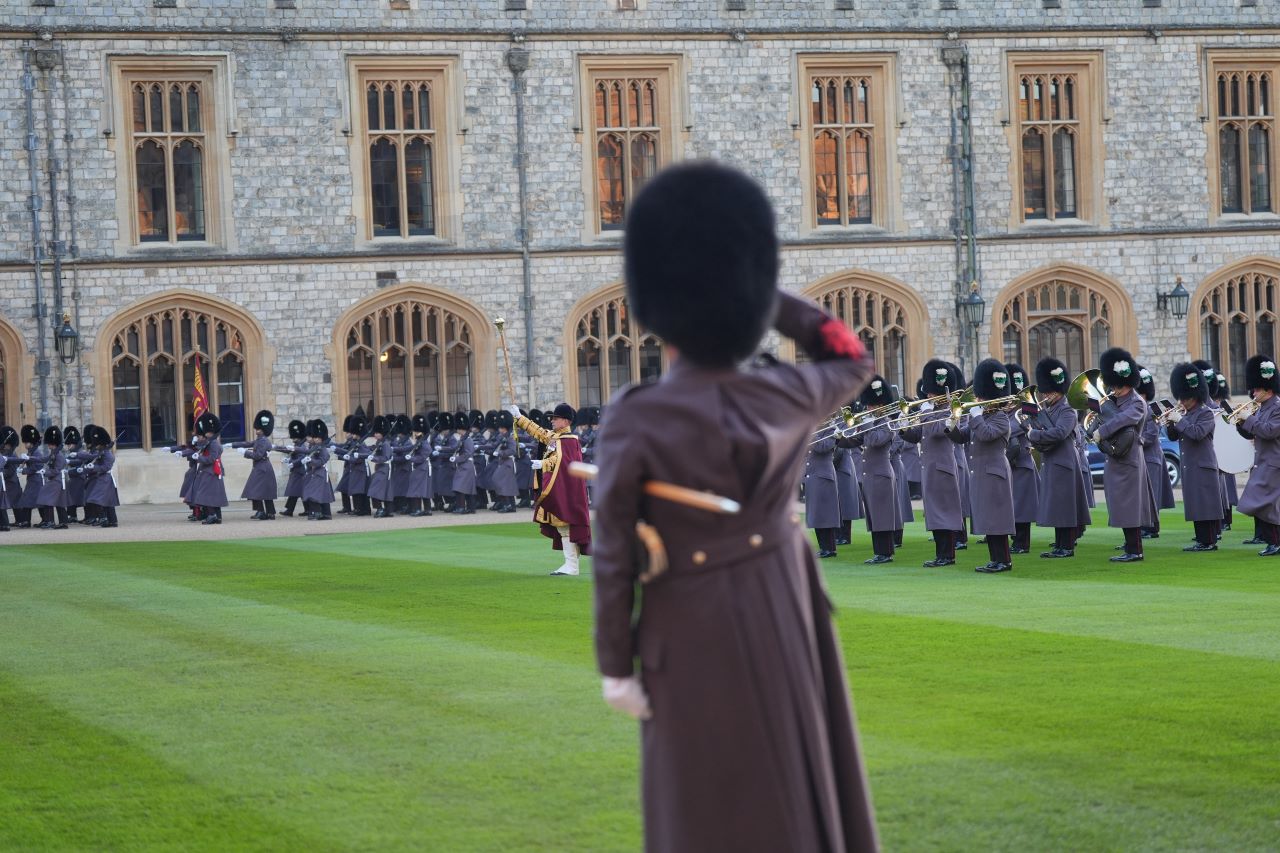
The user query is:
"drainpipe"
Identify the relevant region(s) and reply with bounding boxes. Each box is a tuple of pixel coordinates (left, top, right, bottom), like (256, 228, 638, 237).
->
(37, 47, 69, 426)
(22, 48, 50, 430)
(506, 37, 536, 406)
(942, 42, 981, 375)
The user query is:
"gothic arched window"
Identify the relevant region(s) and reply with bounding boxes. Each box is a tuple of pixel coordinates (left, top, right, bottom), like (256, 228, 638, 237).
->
(567, 286, 665, 407)
(1194, 265, 1279, 389)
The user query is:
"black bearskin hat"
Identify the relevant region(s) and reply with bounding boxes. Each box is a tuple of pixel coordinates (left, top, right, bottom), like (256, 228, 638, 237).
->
(1136, 366, 1156, 402)
(1005, 363, 1028, 393)
(1035, 357, 1070, 393)
(307, 418, 329, 440)
(921, 359, 953, 397)
(81, 424, 97, 446)
(447, 411, 463, 431)
(195, 412, 221, 436)
(469, 410, 484, 429)
(412, 414, 430, 434)
(0, 426, 18, 449)
(44, 425, 63, 447)
(528, 408, 544, 425)
(947, 363, 966, 395)
(254, 410, 275, 435)
(484, 410, 499, 430)
(624, 162, 779, 368)
(288, 419, 306, 441)
(1171, 362, 1209, 403)
(435, 411, 453, 432)
(551, 402, 577, 422)
(396, 415, 413, 436)
(63, 426, 81, 446)
(1215, 374, 1230, 401)
(342, 415, 355, 434)
(1246, 356, 1280, 393)
(1099, 347, 1140, 389)
(915, 378, 926, 398)
(351, 413, 368, 435)
(973, 359, 1010, 400)
(497, 410, 514, 430)
(426, 410, 440, 431)
(21, 424, 40, 445)
(1191, 360, 1220, 398)
(540, 410, 555, 430)
(371, 415, 388, 436)
(859, 375, 891, 408)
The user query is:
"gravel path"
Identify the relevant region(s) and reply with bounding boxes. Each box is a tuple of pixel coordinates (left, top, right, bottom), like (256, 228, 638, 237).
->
(0, 502, 529, 546)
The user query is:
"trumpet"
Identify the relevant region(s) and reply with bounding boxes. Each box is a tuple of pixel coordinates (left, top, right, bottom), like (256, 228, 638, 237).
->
(1222, 398, 1260, 425)
(1151, 399, 1185, 426)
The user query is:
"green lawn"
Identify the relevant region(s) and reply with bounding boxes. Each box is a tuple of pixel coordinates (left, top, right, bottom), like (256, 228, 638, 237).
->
(1, 512, 1278, 852)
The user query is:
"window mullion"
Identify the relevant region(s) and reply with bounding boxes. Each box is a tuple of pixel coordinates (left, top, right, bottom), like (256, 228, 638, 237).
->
(436, 314, 447, 411)
(397, 137, 409, 239)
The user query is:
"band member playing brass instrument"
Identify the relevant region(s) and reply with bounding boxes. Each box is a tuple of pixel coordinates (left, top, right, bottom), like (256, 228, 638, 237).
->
(1136, 369, 1177, 539)
(900, 360, 965, 566)
(1235, 356, 1280, 556)
(1026, 358, 1092, 557)
(1164, 364, 1222, 551)
(1005, 363, 1040, 553)
(1088, 348, 1157, 562)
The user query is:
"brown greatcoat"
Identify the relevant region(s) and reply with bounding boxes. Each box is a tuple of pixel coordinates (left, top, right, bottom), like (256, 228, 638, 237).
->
(593, 293, 879, 853)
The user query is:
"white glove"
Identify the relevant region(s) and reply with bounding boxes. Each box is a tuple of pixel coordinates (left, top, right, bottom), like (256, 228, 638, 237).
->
(506, 405, 521, 419)
(19, 454, 29, 461)
(602, 676, 652, 721)
(1166, 410, 1182, 424)
(84, 463, 95, 471)
(945, 418, 958, 431)
(449, 455, 457, 463)
(75, 467, 83, 474)
(531, 459, 543, 470)
(920, 401, 934, 412)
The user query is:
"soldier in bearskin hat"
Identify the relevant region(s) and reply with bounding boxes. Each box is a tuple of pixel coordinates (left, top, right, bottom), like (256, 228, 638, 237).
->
(900, 360, 964, 566)
(448, 411, 478, 514)
(1164, 364, 1223, 551)
(430, 411, 454, 512)
(833, 405, 864, 546)
(300, 419, 334, 520)
(274, 419, 308, 517)
(190, 412, 229, 524)
(1136, 366, 1176, 539)
(12, 425, 43, 529)
(34, 425, 69, 529)
(81, 425, 121, 527)
(585, 162, 879, 851)
(61, 426, 86, 523)
(336, 410, 372, 517)
(404, 414, 434, 516)
(1025, 357, 1092, 557)
(946, 359, 1016, 572)
(515, 409, 539, 508)
(230, 410, 279, 520)
(1004, 363, 1040, 553)
(488, 410, 518, 513)
(1193, 359, 1234, 536)
(844, 376, 902, 563)
(943, 362, 973, 549)
(469, 410, 491, 510)
(0, 426, 21, 531)
(1089, 347, 1157, 561)
(365, 415, 396, 517)
(805, 415, 841, 558)
(1235, 355, 1280, 555)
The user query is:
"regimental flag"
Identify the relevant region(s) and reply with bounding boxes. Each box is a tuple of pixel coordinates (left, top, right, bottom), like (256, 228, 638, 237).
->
(191, 361, 221, 477)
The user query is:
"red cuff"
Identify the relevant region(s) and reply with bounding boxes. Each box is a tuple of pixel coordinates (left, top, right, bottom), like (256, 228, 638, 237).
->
(818, 318, 866, 360)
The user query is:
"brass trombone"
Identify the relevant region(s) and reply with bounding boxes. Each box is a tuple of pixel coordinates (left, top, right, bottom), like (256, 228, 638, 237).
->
(949, 386, 1039, 419)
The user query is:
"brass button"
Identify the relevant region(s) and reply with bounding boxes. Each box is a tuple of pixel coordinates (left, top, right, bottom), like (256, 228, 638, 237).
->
(748, 534, 763, 548)
(692, 551, 707, 565)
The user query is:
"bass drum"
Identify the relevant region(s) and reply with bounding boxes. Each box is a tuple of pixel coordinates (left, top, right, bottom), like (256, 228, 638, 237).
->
(1213, 417, 1254, 474)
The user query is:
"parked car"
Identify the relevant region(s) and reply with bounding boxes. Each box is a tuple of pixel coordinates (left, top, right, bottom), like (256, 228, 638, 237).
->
(1087, 428, 1181, 489)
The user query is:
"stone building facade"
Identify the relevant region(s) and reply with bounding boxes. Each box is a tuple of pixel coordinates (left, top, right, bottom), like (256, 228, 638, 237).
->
(1, 0, 1278, 500)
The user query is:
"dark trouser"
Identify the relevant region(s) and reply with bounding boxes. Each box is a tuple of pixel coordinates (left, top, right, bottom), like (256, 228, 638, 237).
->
(1123, 527, 1143, 555)
(82, 504, 99, 523)
(304, 500, 331, 519)
(1075, 524, 1087, 543)
(103, 505, 118, 525)
(0, 508, 8, 529)
(839, 519, 852, 543)
(1055, 527, 1076, 550)
(986, 534, 1011, 564)
(353, 494, 371, 515)
(15, 507, 32, 525)
(38, 506, 68, 526)
(934, 530, 956, 560)
(283, 496, 298, 514)
(871, 530, 895, 557)
(371, 497, 389, 515)
(893, 528, 904, 547)
(340, 493, 352, 513)
(1013, 522, 1031, 551)
(815, 527, 837, 553)
(87, 504, 118, 525)
(1222, 509, 1233, 530)
(958, 526, 969, 545)
(1259, 520, 1280, 545)
(1193, 520, 1219, 545)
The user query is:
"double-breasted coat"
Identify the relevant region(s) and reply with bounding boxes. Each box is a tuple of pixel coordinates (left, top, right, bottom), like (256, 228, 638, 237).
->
(848, 416, 901, 534)
(431, 432, 454, 497)
(1025, 397, 1093, 529)
(366, 438, 395, 503)
(179, 448, 197, 502)
(17, 449, 44, 510)
(1096, 392, 1157, 529)
(833, 439, 864, 522)
(900, 409, 964, 532)
(490, 433, 518, 497)
(237, 436, 279, 500)
(890, 430, 915, 523)
(64, 448, 87, 506)
(1007, 414, 1041, 523)
(406, 438, 434, 500)
(1166, 402, 1223, 522)
(83, 448, 120, 508)
(949, 410, 1014, 536)
(36, 448, 68, 508)
(592, 292, 878, 853)
(1237, 394, 1280, 526)
(451, 434, 477, 495)
(1141, 413, 1177, 510)
(274, 441, 306, 498)
(390, 436, 413, 498)
(301, 445, 335, 503)
(804, 433, 840, 530)
(0, 453, 17, 510)
(189, 438, 229, 508)
(338, 440, 372, 496)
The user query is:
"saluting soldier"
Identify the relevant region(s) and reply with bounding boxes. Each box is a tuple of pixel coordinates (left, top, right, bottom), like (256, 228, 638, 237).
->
(1005, 363, 1040, 553)
(805, 424, 841, 558)
(1026, 358, 1092, 557)
(901, 360, 965, 566)
(847, 376, 901, 564)
(1235, 355, 1280, 556)
(233, 410, 279, 520)
(591, 162, 878, 852)
(1088, 348, 1157, 562)
(275, 420, 308, 517)
(1136, 367, 1176, 539)
(191, 413, 229, 525)
(82, 425, 121, 528)
(1164, 364, 1223, 551)
(946, 359, 1016, 572)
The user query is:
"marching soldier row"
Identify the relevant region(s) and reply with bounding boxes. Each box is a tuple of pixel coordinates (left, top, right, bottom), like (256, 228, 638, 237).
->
(0, 423, 121, 530)
(806, 344, 1279, 570)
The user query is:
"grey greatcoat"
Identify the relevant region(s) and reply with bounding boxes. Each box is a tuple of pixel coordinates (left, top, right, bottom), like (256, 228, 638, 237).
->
(833, 439, 864, 522)
(274, 441, 306, 498)
(179, 450, 197, 502)
(1207, 401, 1235, 514)
(65, 449, 87, 506)
(0, 455, 21, 509)
(83, 449, 120, 508)
(1076, 422, 1096, 507)
(953, 439, 971, 519)
(237, 436, 279, 501)
(1166, 402, 1223, 522)
(1025, 397, 1093, 529)
(889, 430, 915, 523)
(431, 433, 454, 497)
(1237, 394, 1280, 526)
(451, 434, 477, 495)
(390, 436, 413, 498)
(592, 293, 878, 853)
(900, 440, 921, 488)
(1096, 392, 1157, 529)
(339, 441, 371, 496)
(804, 433, 840, 530)
(1141, 413, 1177, 510)
(406, 438, 433, 500)
(490, 433, 518, 497)
(366, 439, 395, 502)
(901, 410, 964, 532)
(36, 449, 68, 508)
(301, 445, 335, 503)
(1007, 415, 1041, 523)
(189, 439, 229, 508)
(516, 435, 535, 490)
(473, 431, 491, 491)
(949, 410, 1014, 536)
(849, 416, 901, 533)
(17, 449, 44, 510)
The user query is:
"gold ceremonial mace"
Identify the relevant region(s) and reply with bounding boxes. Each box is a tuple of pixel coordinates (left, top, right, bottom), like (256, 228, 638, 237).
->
(493, 316, 524, 455)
